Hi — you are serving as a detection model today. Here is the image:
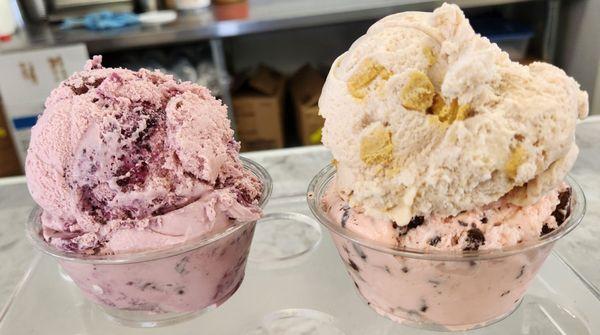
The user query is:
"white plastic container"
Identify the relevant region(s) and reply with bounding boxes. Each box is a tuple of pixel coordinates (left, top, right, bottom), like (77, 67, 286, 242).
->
(0, 0, 17, 37)
(175, 0, 210, 10)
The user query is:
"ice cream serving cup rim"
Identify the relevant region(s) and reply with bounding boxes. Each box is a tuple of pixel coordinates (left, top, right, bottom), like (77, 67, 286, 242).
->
(26, 157, 272, 264)
(307, 164, 586, 261)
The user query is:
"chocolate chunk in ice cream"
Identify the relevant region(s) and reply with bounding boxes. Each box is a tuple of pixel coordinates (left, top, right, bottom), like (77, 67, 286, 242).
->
(463, 228, 485, 251)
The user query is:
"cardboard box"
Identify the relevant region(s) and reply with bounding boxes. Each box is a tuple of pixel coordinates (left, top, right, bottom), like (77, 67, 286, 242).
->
(289, 64, 325, 145)
(0, 44, 89, 165)
(232, 65, 285, 151)
(0, 99, 22, 177)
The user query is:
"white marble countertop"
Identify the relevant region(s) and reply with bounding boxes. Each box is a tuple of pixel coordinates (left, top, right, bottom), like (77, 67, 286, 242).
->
(1, 117, 599, 313)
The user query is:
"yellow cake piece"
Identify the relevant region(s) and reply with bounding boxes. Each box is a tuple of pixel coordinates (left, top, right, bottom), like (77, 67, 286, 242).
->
(360, 125, 394, 165)
(505, 145, 528, 179)
(429, 94, 446, 115)
(427, 94, 472, 124)
(401, 71, 435, 112)
(423, 46, 436, 67)
(347, 59, 391, 99)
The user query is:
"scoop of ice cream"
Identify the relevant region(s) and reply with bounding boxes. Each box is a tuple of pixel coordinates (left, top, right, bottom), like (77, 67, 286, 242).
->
(319, 4, 588, 225)
(26, 56, 262, 254)
(323, 180, 572, 251)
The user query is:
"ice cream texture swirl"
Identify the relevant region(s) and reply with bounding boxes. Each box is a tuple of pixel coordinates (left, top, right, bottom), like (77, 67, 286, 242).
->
(319, 4, 588, 225)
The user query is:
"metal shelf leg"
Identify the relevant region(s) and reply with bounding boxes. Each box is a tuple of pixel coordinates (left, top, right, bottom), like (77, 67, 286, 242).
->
(209, 38, 235, 129)
(543, 0, 560, 63)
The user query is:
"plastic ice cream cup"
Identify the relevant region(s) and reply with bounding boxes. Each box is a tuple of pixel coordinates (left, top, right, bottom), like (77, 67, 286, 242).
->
(26, 157, 272, 328)
(307, 164, 585, 331)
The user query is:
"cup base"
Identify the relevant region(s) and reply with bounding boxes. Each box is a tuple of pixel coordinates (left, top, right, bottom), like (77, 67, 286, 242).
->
(100, 277, 244, 328)
(367, 296, 523, 332)
(103, 306, 208, 328)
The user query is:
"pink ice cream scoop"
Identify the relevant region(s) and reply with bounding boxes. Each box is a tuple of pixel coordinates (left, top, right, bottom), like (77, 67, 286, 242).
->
(25, 56, 271, 326)
(309, 165, 583, 331)
(26, 55, 262, 255)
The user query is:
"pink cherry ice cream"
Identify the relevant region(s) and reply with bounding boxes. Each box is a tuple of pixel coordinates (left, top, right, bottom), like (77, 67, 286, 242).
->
(25, 56, 269, 322)
(320, 178, 573, 330)
(313, 3, 588, 331)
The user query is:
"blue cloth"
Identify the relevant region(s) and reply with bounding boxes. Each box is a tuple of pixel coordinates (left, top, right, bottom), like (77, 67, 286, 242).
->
(61, 11, 139, 30)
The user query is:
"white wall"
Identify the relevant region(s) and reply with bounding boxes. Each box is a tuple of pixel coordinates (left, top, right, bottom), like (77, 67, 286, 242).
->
(557, 0, 600, 115)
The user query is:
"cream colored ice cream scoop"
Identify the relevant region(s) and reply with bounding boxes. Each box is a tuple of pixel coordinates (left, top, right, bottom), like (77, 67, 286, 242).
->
(319, 3, 588, 226)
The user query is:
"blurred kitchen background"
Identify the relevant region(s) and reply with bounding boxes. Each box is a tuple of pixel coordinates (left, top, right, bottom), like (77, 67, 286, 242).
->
(0, 0, 598, 178)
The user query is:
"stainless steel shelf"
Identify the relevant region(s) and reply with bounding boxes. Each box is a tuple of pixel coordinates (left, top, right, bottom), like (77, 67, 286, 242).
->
(1, 0, 539, 54)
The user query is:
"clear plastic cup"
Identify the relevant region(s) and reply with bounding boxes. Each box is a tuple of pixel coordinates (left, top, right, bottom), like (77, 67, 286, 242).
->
(307, 164, 585, 331)
(26, 157, 272, 327)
